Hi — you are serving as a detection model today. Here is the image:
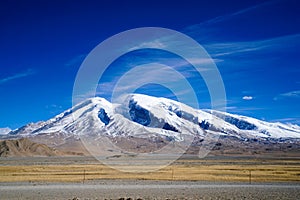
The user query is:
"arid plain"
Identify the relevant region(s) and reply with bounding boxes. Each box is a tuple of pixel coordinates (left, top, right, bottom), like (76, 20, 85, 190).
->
(0, 154, 299, 200)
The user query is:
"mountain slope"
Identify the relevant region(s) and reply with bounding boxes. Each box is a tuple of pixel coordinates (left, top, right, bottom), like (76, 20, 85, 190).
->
(205, 110, 300, 139)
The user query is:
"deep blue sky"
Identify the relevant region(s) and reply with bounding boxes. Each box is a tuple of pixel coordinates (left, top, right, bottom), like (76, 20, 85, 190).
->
(0, 0, 299, 129)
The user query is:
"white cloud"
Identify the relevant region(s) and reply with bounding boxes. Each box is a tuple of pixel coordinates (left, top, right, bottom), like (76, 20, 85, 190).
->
(242, 96, 253, 100)
(45, 104, 62, 109)
(95, 63, 200, 102)
(129, 40, 166, 51)
(271, 118, 300, 126)
(203, 34, 300, 58)
(0, 69, 35, 85)
(65, 54, 86, 67)
(173, 58, 223, 69)
(274, 90, 300, 100)
(186, 0, 278, 29)
(280, 90, 300, 98)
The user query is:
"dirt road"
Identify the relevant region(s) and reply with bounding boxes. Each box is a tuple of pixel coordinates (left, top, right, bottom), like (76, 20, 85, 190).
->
(0, 180, 299, 200)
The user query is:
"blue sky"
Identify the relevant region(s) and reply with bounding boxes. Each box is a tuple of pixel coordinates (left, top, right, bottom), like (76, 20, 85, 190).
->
(0, 0, 299, 129)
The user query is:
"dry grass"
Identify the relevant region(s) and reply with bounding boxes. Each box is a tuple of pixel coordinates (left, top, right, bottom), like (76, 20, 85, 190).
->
(0, 158, 299, 183)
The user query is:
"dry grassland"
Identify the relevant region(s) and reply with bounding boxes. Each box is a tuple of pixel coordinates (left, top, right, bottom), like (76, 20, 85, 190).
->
(0, 158, 299, 183)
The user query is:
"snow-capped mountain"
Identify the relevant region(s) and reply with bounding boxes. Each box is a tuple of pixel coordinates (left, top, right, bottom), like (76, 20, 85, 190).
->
(0, 127, 11, 135)
(6, 94, 300, 144)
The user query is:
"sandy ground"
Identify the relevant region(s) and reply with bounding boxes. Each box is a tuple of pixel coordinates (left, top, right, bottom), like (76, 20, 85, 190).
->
(0, 180, 299, 200)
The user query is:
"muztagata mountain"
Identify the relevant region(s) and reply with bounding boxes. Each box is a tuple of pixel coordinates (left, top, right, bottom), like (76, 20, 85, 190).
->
(1, 94, 300, 156)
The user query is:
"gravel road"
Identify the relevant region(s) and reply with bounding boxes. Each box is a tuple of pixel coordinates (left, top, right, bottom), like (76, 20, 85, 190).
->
(0, 180, 299, 200)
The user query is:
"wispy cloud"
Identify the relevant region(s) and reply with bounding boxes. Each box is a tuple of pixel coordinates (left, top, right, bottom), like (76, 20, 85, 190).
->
(0, 69, 35, 85)
(204, 34, 300, 58)
(271, 118, 300, 125)
(95, 63, 203, 105)
(99, 63, 194, 92)
(45, 104, 63, 109)
(129, 40, 166, 51)
(173, 58, 223, 69)
(186, 0, 279, 29)
(242, 96, 253, 100)
(281, 90, 300, 98)
(226, 106, 264, 113)
(65, 54, 86, 67)
(96, 56, 213, 94)
(96, 81, 116, 97)
(206, 43, 267, 57)
(45, 104, 64, 115)
(274, 90, 300, 100)
(183, 0, 297, 60)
